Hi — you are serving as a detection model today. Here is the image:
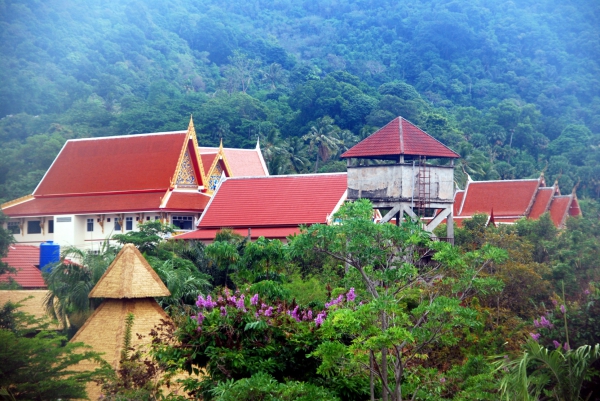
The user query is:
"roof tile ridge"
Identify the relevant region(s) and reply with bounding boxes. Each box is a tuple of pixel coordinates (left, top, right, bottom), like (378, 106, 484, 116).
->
(398, 117, 404, 155)
(458, 179, 470, 216)
(223, 172, 347, 180)
(255, 143, 270, 176)
(32, 139, 70, 196)
(67, 131, 186, 142)
(402, 118, 460, 158)
(468, 178, 541, 184)
(523, 180, 541, 217)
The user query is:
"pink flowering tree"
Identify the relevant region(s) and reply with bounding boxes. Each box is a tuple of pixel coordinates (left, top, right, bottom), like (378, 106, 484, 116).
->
(289, 199, 507, 401)
(159, 285, 369, 400)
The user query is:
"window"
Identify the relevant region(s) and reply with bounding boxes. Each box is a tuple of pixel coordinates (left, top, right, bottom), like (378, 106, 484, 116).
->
(154, 216, 159, 220)
(27, 220, 41, 234)
(48, 220, 54, 234)
(172, 215, 194, 230)
(125, 217, 133, 231)
(114, 217, 122, 231)
(7, 222, 19, 234)
(87, 218, 94, 232)
(146, 216, 150, 221)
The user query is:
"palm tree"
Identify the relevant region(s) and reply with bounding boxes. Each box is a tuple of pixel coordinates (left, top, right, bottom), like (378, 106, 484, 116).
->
(302, 116, 343, 173)
(44, 241, 119, 329)
(334, 129, 359, 158)
(497, 341, 600, 401)
(282, 136, 310, 173)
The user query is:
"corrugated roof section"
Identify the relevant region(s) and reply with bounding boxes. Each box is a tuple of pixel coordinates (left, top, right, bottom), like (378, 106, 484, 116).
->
(198, 173, 347, 229)
(341, 117, 460, 159)
(0, 245, 45, 288)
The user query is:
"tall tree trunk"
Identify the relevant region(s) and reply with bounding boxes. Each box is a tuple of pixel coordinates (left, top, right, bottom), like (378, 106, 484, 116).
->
(314, 153, 320, 173)
(370, 350, 375, 401)
(382, 311, 389, 401)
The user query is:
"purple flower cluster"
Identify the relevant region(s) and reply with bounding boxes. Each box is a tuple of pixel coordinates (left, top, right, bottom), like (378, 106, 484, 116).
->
(196, 294, 217, 310)
(315, 312, 327, 327)
(530, 332, 541, 341)
(560, 304, 566, 314)
(325, 288, 357, 309)
(533, 316, 554, 329)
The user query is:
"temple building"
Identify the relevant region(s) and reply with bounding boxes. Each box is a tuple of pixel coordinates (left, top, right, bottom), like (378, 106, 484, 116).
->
(1, 118, 268, 250)
(453, 174, 582, 228)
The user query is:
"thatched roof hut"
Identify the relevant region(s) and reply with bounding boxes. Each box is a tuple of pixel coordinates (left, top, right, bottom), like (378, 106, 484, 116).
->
(70, 244, 172, 400)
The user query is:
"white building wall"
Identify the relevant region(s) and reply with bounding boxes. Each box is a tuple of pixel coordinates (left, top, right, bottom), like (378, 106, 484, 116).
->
(5, 211, 196, 251)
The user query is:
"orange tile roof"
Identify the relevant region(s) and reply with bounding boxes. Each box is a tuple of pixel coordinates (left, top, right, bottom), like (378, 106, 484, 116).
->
(199, 147, 269, 176)
(453, 191, 465, 216)
(529, 187, 555, 219)
(342, 117, 460, 159)
(549, 196, 572, 227)
(0, 245, 45, 288)
(164, 191, 211, 211)
(35, 132, 187, 196)
(458, 179, 540, 217)
(200, 153, 217, 176)
(198, 173, 347, 229)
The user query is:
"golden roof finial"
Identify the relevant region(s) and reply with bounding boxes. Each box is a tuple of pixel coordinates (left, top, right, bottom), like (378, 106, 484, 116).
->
(219, 137, 223, 150)
(187, 115, 196, 137)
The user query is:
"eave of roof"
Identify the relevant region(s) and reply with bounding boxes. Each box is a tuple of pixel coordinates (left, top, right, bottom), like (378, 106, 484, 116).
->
(174, 226, 301, 240)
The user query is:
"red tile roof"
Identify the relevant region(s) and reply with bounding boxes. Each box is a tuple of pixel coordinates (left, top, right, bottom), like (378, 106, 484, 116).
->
(175, 226, 301, 241)
(197, 173, 347, 229)
(549, 196, 572, 227)
(458, 179, 540, 217)
(529, 187, 555, 219)
(341, 117, 460, 159)
(164, 191, 211, 211)
(3, 192, 166, 217)
(453, 191, 465, 216)
(200, 153, 217, 176)
(35, 132, 187, 196)
(1, 245, 45, 288)
(199, 147, 269, 176)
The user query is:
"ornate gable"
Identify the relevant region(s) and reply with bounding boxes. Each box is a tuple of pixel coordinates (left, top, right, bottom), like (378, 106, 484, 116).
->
(206, 139, 234, 193)
(171, 117, 207, 189)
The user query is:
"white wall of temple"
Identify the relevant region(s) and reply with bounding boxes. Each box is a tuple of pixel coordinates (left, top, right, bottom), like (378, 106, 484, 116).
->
(3, 216, 55, 245)
(4, 211, 199, 251)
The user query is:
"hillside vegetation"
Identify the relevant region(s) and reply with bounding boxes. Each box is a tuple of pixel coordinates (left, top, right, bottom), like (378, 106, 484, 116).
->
(1, 0, 599, 203)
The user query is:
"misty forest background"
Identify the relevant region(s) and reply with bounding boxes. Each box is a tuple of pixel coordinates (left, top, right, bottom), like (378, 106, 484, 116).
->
(0, 0, 599, 204)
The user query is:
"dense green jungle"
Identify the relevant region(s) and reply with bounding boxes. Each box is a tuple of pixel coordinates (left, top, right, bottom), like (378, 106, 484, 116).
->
(2, 1, 600, 400)
(1, 0, 600, 203)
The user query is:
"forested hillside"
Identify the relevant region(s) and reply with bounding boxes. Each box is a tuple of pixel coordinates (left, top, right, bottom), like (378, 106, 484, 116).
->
(1, 0, 599, 203)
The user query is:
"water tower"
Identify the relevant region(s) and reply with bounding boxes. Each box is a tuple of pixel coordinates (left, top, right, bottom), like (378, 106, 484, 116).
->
(341, 117, 459, 242)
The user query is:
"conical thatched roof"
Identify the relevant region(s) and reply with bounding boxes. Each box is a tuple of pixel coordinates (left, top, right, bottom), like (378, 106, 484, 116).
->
(89, 244, 170, 299)
(70, 298, 172, 400)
